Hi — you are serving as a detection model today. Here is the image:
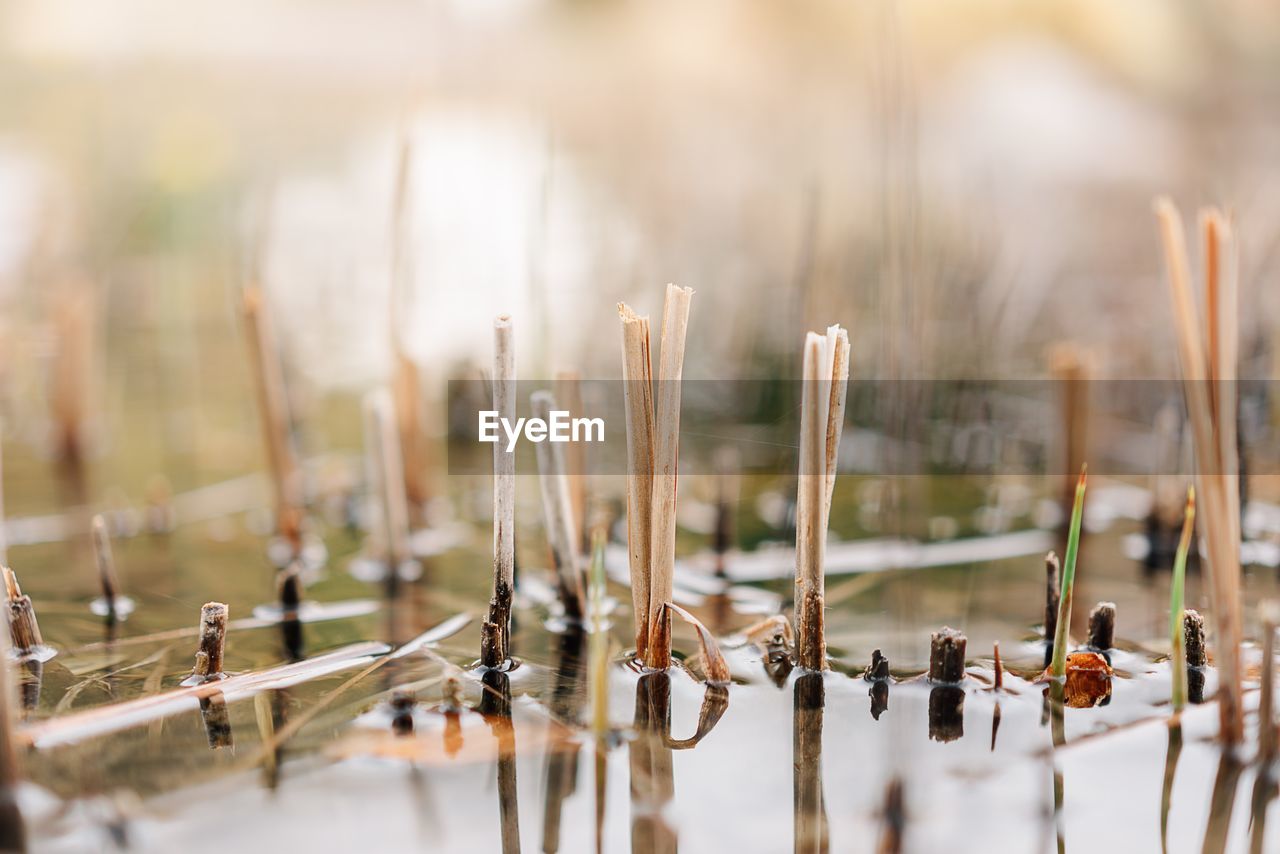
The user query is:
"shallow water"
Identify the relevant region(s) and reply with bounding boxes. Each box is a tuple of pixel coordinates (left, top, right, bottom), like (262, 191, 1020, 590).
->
(7, 462, 1280, 852)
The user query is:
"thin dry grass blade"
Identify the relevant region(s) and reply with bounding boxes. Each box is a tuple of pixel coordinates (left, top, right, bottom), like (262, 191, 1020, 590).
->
(663, 603, 730, 685)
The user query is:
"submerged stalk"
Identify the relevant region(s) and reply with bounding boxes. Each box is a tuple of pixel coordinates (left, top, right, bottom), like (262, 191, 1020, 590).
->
(1169, 487, 1195, 712)
(1050, 468, 1087, 679)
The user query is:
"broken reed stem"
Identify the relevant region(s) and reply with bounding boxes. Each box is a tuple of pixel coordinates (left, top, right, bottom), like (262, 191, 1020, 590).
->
(90, 514, 121, 612)
(241, 287, 303, 546)
(1044, 551, 1061, 643)
(1087, 602, 1116, 651)
(52, 290, 91, 499)
(364, 390, 412, 575)
(482, 316, 517, 669)
(646, 285, 693, 670)
(1170, 487, 1195, 711)
(392, 352, 429, 518)
(3, 569, 41, 655)
(531, 391, 585, 620)
(1050, 468, 1087, 679)
(993, 642, 1004, 691)
(191, 602, 229, 681)
(794, 326, 848, 672)
(1184, 610, 1207, 669)
(928, 627, 966, 683)
(1154, 198, 1244, 743)
(557, 370, 589, 553)
(619, 303, 656, 660)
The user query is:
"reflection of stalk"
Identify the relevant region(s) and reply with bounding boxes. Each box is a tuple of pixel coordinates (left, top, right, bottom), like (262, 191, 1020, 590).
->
(1047, 679, 1066, 854)
(1159, 722, 1182, 854)
(479, 670, 521, 854)
(542, 627, 584, 854)
(630, 672, 676, 854)
(793, 673, 828, 854)
(1201, 752, 1244, 852)
(1248, 753, 1277, 854)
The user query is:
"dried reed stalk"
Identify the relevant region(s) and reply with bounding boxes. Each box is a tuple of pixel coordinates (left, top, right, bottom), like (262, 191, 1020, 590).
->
(532, 391, 585, 619)
(1154, 198, 1244, 743)
(242, 287, 303, 547)
(364, 390, 412, 579)
(557, 369, 589, 552)
(482, 316, 517, 668)
(52, 290, 91, 501)
(795, 326, 849, 671)
(619, 303, 655, 659)
(646, 285, 693, 670)
(392, 352, 429, 518)
(3, 570, 41, 655)
(1050, 344, 1089, 522)
(90, 514, 122, 615)
(388, 136, 430, 519)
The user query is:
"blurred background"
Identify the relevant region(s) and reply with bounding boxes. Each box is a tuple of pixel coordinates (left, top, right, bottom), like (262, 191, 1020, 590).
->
(1, 0, 1279, 515)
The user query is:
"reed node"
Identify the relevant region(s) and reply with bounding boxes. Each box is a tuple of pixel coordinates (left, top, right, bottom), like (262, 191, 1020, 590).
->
(1154, 197, 1245, 743)
(482, 315, 517, 669)
(184, 602, 229, 685)
(3, 570, 43, 658)
(531, 391, 585, 620)
(794, 325, 850, 671)
(1049, 467, 1087, 679)
(647, 284, 694, 670)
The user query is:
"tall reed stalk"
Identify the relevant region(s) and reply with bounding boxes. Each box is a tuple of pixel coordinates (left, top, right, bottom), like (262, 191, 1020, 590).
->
(1154, 198, 1245, 743)
(1169, 487, 1195, 712)
(1050, 468, 1087, 679)
(646, 285, 693, 669)
(482, 316, 516, 668)
(795, 326, 850, 671)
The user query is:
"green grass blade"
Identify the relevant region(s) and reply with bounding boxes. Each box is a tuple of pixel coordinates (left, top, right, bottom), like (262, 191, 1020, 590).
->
(1050, 467, 1088, 678)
